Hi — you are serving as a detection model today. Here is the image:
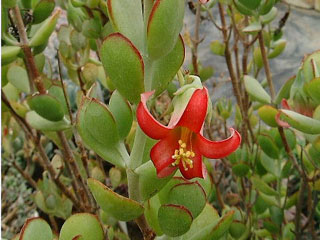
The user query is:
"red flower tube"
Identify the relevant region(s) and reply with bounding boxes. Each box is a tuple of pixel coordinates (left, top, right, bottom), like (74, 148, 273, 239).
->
(136, 87, 241, 179)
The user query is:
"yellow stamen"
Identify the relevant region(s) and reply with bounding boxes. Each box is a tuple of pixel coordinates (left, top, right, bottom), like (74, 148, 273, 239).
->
(171, 139, 195, 171)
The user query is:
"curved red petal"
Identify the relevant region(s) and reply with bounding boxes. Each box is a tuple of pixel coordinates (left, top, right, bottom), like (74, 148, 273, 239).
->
(179, 144, 206, 179)
(150, 131, 180, 178)
(281, 99, 291, 110)
(195, 128, 241, 159)
(275, 112, 291, 128)
(176, 88, 208, 133)
(137, 91, 173, 139)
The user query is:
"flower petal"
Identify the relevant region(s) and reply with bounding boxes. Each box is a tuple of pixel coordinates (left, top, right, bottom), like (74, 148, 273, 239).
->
(176, 87, 208, 133)
(150, 131, 180, 178)
(195, 128, 241, 159)
(179, 144, 206, 179)
(137, 91, 173, 139)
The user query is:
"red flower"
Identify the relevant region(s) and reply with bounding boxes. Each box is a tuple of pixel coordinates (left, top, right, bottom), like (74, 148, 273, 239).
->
(136, 87, 241, 179)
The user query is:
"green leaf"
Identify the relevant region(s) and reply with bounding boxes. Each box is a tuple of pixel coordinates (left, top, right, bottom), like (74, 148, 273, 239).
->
(239, 0, 261, 10)
(302, 50, 320, 82)
(147, 0, 185, 59)
(279, 109, 320, 134)
(186, 210, 234, 240)
(232, 163, 250, 177)
(82, 18, 101, 39)
(76, 97, 127, 168)
(151, 35, 185, 95)
(260, 152, 280, 178)
(229, 221, 247, 239)
(19, 218, 52, 240)
(251, 176, 278, 196)
(258, 105, 278, 127)
(210, 40, 225, 56)
(268, 39, 286, 59)
(243, 22, 262, 33)
(100, 33, 144, 103)
(28, 94, 64, 122)
(33, 0, 55, 24)
(107, 0, 144, 50)
(304, 77, 320, 104)
(275, 76, 295, 104)
(244, 75, 271, 104)
(158, 204, 193, 237)
(234, 0, 253, 16)
(158, 177, 188, 204)
(259, 0, 275, 15)
(167, 182, 206, 219)
(135, 160, 174, 201)
(59, 213, 104, 240)
(175, 203, 219, 240)
(1, 46, 21, 65)
(253, 47, 263, 69)
(260, 7, 277, 24)
(7, 65, 30, 93)
(258, 135, 279, 159)
(29, 10, 60, 47)
(109, 90, 133, 139)
(144, 195, 163, 235)
(88, 178, 144, 221)
(48, 84, 69, 115)
(26, 111, 71, 131)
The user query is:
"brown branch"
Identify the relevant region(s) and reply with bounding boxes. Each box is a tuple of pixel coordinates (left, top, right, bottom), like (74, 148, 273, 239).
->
(12, 161, 38, 189)
(191, 2, 201, 75)
(11, 5, 45, 94)
(57, 51, 73, 124)
(258, 31, 275, 101)
(135, 215, 156, 240)
(57, 131, 94, 212)
(36, 138, 86, 212)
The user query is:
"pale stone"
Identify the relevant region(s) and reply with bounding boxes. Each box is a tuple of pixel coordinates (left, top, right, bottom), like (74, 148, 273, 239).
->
(315, 0, 320, 11)
(284, 0, 314, 9)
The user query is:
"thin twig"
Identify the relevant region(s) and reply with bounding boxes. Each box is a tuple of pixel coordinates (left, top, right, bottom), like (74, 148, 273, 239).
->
(57, 51, 73, 124)
(258, 31, 275, 100)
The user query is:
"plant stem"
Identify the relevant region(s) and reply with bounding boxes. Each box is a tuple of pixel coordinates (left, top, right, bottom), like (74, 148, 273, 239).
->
(191, 2, 201, 75)
(11, 5, 45, 94)
(258, 31, 275, 101)
(57, 131, 95, 211)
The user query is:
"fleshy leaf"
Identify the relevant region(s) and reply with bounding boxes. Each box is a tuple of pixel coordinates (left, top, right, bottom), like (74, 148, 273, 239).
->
(100, 33, 144, 103)
(176, 203, 219, 240)
(1, 46, 21, 65)
(29, 10, 60, 47)
(258, 135, 279, 159)
(87, 178, 144, 221)
(107, 0, 144, 50)
(279, 109, 320, 134)
(147, 0, 185, 59)
(158, 204, 193, 237)
(244, 75, 271, 104)
(7, 65, 30, 93)
(304, 77, 320, 104)
(28, 94, 64, 122)
(26, 111, 70, 131)
(109, 90, 133, 139)
(59, 213, 104, 240)
(258, 105, 278, 127)
(243, 22, 262, 34)
(268, 39, 286, 59)
(275, 76, 295, 104)
(251, 176, 278, 196)
(167, 182, 206, 218)
(151, 35, 185, 95)
(135, 160, 174, 201)
(19, 217, 52, 240)
(76, 97, 127, 168)
(32, 0, 55, 24)
(239, 0, 261, 10)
